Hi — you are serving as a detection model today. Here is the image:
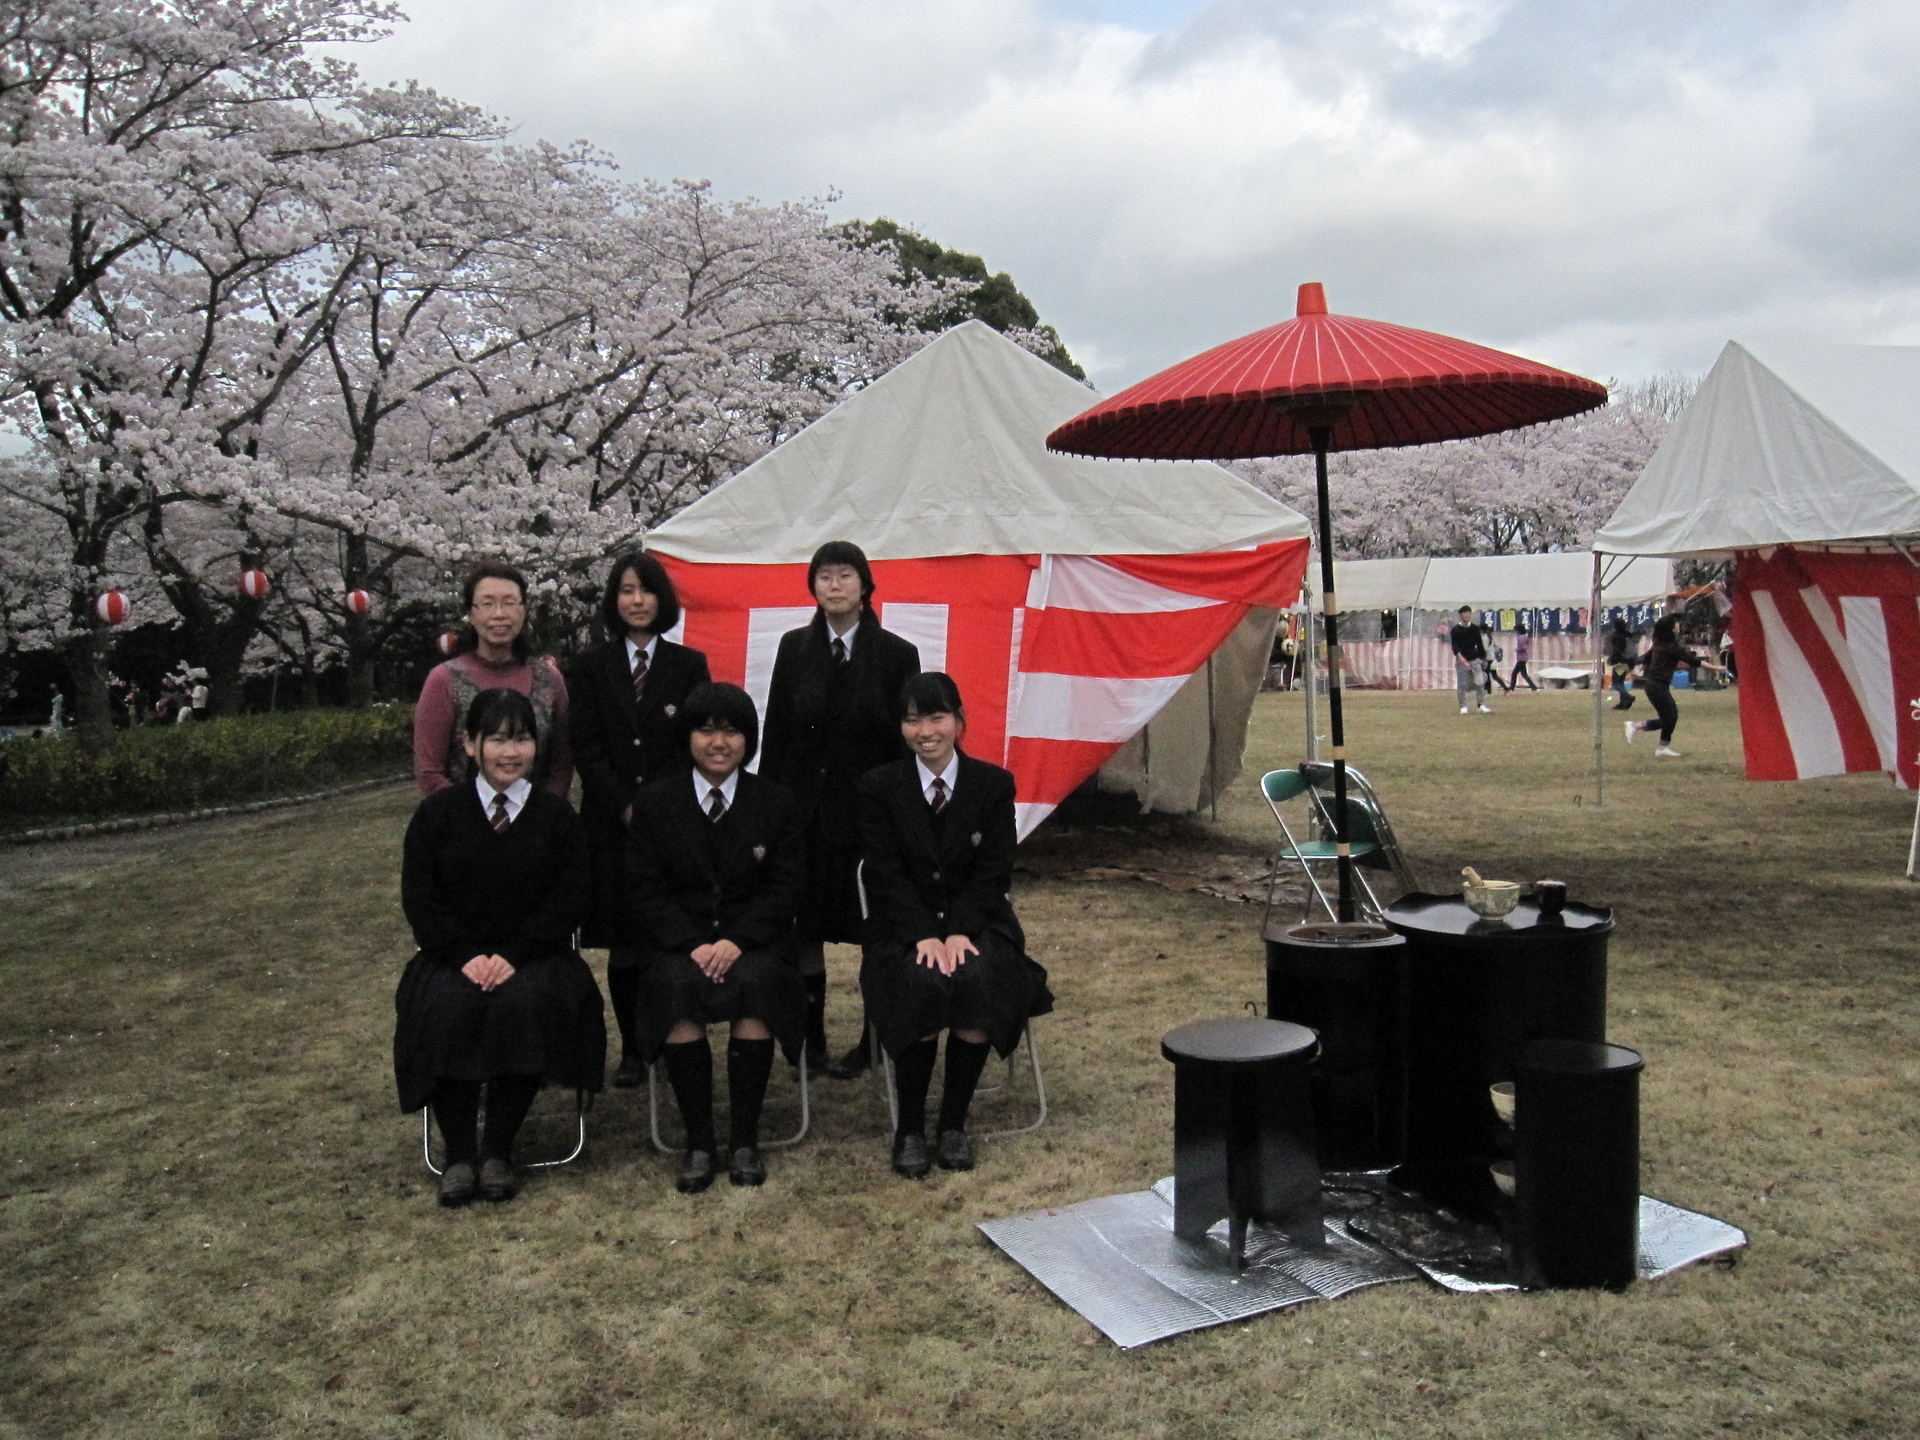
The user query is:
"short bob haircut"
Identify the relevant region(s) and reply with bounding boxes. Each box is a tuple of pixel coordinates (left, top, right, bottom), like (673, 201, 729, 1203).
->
(456, 559, 532, 660)
(807, 540, 875, 613)
(1651, 614, 1681, 646)
(674, 681, 760, 767)
(462, 688, 540, 780)
(897, 671, 965, 724)
(598, 550, 682, 638)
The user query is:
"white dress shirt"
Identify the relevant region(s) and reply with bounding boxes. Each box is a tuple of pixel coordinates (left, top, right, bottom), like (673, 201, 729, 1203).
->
(826, 620, 857, 656)
(915, 754, 959, 806)
(476, 774, 533, 824)
(625, 634, 658, 674)
(693, 767, 741, 812)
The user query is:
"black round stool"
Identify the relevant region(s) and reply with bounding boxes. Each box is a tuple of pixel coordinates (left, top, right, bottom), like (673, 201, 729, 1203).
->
(1160, 1017, 1321, 1269)
(1514, 1039, 1644, 1290)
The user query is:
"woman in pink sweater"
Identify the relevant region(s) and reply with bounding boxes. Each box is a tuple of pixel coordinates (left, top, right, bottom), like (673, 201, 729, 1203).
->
(414, 561, 573, 798)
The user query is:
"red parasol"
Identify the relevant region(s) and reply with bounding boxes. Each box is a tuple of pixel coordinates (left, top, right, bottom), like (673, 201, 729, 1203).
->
(1049, 283, 1608, 919)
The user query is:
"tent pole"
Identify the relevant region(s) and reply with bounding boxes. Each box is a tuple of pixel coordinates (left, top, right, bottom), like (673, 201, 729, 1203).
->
(1309, 426, 1355, 922)
(1302, 589, 1319, 764)
(1907, 790, 1920, 882)
(1592, 551, 1605, 808)
(1206, 654, 1219, 823)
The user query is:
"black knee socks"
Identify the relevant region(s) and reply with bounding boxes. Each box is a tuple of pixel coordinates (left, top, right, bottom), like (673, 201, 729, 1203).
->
(482, 1074, 540, 1162)
(937, 1037, 992, 1135)
(662, 1037, 715, 1153)
(431, 1080, 482, 1165)
(607, 958, 642, 1060)
(803, 972, 827, 1055)
(892, 1037, 939, 1139)
(726, 1037, 776, 1150)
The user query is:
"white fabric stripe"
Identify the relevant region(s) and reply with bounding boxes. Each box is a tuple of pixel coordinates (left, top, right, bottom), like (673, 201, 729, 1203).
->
(1797, 586, 1877, 756)
(1838, 596, 1898, 772)
(878, 602, 948, 673)
(1003, 607, 1025, 766)
(662, 616, 686, 644)
(1007, 671, 1191, 743)
(1025, 555, 1052, 609)
(1013, 801, 1054, 841)
(1751, 590, 1847, 779)
(1042, 554, 1217, 613)
(742, 607, 816, 772)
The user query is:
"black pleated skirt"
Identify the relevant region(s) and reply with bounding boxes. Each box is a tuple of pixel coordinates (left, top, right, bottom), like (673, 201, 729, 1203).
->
(637, 947, 807, 1064)
(795, 817, 864, 945)
(392, 950, 608, 1113)
(860, 930, 1052, 1059)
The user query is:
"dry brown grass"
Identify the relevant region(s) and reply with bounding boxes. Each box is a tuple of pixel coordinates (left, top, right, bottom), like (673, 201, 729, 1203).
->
(3, 687, 1917, 1439)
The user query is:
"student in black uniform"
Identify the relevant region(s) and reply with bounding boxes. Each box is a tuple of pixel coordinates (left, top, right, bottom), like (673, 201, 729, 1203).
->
(395, 689, 606, 1207)
(760, 541, 920, 1079)
(857, 672, 1051, 1179)
(568, 551, 711, 1087)
(626, 683, 806, 1193)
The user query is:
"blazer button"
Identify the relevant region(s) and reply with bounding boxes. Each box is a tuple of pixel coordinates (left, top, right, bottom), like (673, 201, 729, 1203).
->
(930, 870, 941, 881)
(632, 738, 642, 746)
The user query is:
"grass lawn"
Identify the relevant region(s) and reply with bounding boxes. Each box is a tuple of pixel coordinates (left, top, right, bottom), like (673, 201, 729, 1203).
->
(3, 687, 1916, 1438)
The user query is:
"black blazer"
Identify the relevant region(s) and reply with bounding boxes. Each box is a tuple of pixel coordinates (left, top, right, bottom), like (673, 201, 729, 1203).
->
(625, 769, 805, 957)
(857, 753, 1023, 950)
(760, 611, 920, 834)
(568, 636, 711, 844)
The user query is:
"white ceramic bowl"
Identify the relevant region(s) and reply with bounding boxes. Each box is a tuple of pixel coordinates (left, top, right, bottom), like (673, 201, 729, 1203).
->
(1490, 1161, 1516, 1198)
(1489, 1081, 1516, 1126)
(1463, 880, 1522, 917)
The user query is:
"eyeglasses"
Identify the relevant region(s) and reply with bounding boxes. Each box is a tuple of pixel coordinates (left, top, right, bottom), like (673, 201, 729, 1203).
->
(471, 597, 525, 613)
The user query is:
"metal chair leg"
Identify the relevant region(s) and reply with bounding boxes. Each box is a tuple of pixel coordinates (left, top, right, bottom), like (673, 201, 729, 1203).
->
(649, 1048, 810, 1152)
(422, 1088, 588, 1175)
(875, 1021, 1047, 1140)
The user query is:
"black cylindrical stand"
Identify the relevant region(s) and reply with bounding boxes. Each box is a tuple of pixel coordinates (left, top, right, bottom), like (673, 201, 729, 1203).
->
(1514, 1039, 1644, 1290)
(1264, 921, 1407, 1170)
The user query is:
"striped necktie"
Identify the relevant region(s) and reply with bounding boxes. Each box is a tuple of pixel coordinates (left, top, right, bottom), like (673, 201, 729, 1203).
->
(707, 786, 727, 822)
(631, 644, 648, 700)
(490, 792, 511, 833)
(830, 637, 847, 667)
(929, 777, 949, 814)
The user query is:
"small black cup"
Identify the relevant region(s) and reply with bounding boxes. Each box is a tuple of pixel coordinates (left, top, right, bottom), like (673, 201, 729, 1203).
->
(1534, 879, 1568, 915)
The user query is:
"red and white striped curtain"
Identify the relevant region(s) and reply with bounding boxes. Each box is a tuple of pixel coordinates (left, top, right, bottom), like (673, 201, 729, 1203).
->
(656, 541, 1310, 836)
(1731, 545, 1920, 789)
(1338, 634, 1594, 689)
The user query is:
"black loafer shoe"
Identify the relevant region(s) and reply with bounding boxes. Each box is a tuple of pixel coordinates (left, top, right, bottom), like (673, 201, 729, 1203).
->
(935, 1129, 975, 1172)
(437, 1160, 477, 1208)
(728, 1146, 767, 1187)
(891, 1132, 931, 1179)
(827, 1040, 872, 1081)
(676, 1150, 716, 1194)
(611, 1053, 644, 1089)
(478, 1156, 518, 1202)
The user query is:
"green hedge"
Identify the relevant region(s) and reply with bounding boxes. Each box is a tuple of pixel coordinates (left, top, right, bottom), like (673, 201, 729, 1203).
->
(0, 705, 413, 827)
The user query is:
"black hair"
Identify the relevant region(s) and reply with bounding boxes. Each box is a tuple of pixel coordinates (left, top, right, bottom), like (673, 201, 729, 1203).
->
(1610, 615, 1630, 637)
(898, 671, 965, 724)
(1652, 614, 1681, 645)
(455, 559, 532, 660)
(1457, 606, 1473, 616)
(808, 540, 875, 612)
(462, 689, 539, 781)
(599, 550, 682, 638)
(676, 681, 760, 766)
(1516, 624, 1530, 636)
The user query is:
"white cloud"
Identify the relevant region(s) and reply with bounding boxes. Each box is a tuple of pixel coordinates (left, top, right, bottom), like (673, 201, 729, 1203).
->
(336, 0, 1920, 389)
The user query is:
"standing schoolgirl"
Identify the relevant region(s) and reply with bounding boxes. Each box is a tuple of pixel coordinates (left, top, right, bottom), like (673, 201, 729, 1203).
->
(857, 673, 1051, 1178)
(759, 541, 920, 1078)
(395, 689, 606, 1206)
(568, 552, 711, 1087)
(626, 683, 807, 1193)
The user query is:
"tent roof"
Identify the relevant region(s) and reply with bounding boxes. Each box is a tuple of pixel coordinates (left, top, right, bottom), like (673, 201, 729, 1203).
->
(1594, 340, 1920, 557)
(1313, 552, 1671, 609)
(645, 320, 1310, 564)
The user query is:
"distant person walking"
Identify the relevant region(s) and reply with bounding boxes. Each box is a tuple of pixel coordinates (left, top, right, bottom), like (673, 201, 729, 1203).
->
(1450, 606, 1492, 713)
(1480, 621, 1512, 694)
(1625, 615, 1723, 757)
(1508, 626, 1538, 691)
(1606, 616, 1638, 711)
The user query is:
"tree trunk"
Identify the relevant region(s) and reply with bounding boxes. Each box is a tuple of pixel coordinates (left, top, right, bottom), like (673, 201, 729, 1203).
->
(62, 627, 116, 754)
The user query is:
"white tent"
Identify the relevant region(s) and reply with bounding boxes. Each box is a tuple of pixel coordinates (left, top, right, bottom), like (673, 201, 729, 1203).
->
(646, 321, 1313, 824)
(1322, 552, 1671, 612)
(1595, 341, 1920, 557)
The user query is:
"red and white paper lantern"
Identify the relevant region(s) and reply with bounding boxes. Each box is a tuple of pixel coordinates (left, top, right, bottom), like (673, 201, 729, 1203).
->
(435, 629, 461, 657)
(94, 589, 130, 625)
(237, 568, 272, 601)
(344, 588, 373, 617)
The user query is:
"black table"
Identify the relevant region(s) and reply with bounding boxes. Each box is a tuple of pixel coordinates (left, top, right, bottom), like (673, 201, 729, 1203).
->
(1384, 892, 1612, 1218)
(1160, 1017, 1322, 1268)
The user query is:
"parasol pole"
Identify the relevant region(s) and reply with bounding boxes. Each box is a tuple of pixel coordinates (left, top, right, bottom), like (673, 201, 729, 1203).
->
(1309, 424, 1356, 921)
(1592, 550, 1605, 808)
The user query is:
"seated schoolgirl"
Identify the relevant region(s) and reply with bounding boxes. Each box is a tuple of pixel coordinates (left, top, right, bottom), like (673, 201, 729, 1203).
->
(625, 683, 806, 1193)
(395, 689, 606, 1207)
(856, 672, 1051, 1178)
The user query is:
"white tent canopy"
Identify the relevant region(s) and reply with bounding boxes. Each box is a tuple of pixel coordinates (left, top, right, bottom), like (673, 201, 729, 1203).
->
(1315, 552, 1672, 611)
(1594, 341, 1920, 558)
(648, 319, 1308, 563)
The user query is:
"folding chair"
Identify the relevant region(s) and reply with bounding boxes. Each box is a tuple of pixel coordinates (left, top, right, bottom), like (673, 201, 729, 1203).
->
(645, 1051, 811, 1153)
(854, 862, 1049, 1139)
(1260, 768, 1385, 923)
(1299, 761, 1420, 896)
(421, 1089, 591, 1177)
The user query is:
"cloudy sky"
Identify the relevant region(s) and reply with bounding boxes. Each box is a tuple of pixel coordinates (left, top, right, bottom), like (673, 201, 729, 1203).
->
(337, 0, 1920, 391)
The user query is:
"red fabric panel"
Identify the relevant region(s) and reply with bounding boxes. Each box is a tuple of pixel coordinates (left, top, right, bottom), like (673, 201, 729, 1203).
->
(1728, 574, 1796, 782)
(1020, 602, 1248, 679)
(1098, 539, 1310, 608)
(1004, 736, 1126, 806)
(1767, 580, 1883, 775)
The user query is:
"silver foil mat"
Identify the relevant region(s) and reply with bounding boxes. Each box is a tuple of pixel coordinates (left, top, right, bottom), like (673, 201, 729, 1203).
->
(980, 1177, 1748, 1346)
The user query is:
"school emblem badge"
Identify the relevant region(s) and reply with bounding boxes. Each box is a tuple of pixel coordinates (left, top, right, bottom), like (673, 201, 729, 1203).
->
(664, 704, 676, 717)
(752, 845, 766, 861)
(970, 831, 982, 847)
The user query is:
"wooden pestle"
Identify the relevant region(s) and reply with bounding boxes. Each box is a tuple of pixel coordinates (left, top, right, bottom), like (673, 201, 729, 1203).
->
(1461, 866, 1487, 888)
